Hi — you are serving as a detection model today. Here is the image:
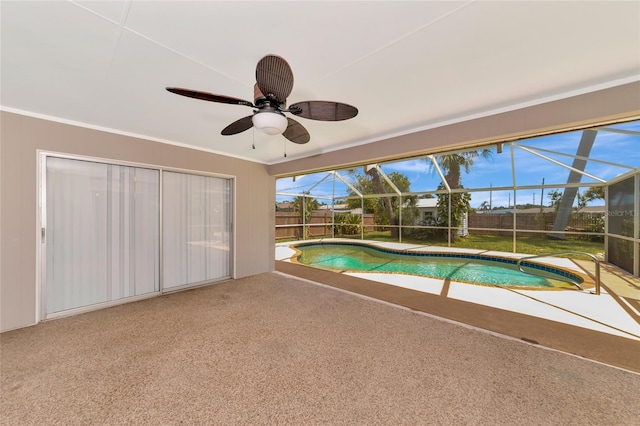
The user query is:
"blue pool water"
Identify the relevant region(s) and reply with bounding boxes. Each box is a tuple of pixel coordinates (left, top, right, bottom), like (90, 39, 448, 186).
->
(293, 242, 582, 288)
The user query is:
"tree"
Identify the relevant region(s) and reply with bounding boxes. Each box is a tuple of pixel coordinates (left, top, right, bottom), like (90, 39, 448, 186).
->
(430, 149, 492, 241)
(581, 186, 604, 204)
(345, 169, 417, 238)
(551, 130, 597, 239)
(578, 186, 605, 241)
(548, 186, 604, 213)
(435, 185, 471, 241)
(479, 201, 490, 211)
(545, 186, 605, 241)
(292, 192, 319, 239)
(548, 189, 564, 212)
(366, 167, 394, 232)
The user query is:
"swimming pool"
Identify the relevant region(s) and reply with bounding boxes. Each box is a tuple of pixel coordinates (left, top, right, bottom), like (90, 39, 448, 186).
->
(291, 241, 585, 289)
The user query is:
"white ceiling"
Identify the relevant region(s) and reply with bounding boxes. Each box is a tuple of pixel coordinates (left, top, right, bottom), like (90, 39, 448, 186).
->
(2, 1, 639, 165)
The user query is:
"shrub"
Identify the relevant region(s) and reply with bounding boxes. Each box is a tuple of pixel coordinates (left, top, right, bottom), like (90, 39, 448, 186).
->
(334, 213, 361, 236)
(409, 217, 446, 241)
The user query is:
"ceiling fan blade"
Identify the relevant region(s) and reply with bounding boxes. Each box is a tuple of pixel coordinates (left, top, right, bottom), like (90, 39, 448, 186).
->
(289, 101, 358, 121)
(283, 118, 310, 144)
(255, 55, 294, 104)
(221, 115, 254, 135)
(166, 87, 254, 107)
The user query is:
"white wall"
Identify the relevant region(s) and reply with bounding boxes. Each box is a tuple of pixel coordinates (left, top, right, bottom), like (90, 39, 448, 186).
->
(0, 111, 275, 331)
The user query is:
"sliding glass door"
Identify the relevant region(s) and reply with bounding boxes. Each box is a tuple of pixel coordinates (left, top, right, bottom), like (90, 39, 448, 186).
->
(44, 157, 159, 316)
(42, 155, 233, 318)
(162, 171, 232, 290)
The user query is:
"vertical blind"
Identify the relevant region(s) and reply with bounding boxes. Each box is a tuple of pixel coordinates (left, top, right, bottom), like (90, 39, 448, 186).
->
(45, 158, 159, 314)
(44, 157, 232, 316)
(162, 171, 231, 289)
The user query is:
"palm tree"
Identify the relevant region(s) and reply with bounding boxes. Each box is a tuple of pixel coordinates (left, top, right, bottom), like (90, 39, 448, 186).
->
(430, 149, 492, 241)
(434, 149, 492, 189)
(551, 130, 597, 239)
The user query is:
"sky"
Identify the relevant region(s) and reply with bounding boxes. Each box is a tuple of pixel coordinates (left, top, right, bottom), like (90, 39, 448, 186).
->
(276, 120, 640, 209)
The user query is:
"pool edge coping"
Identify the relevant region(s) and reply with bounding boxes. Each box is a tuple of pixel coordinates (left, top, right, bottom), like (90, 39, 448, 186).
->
(287, 239, 595, 292)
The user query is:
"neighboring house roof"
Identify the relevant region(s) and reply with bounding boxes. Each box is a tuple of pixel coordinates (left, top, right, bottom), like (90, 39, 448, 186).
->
(276, 202, 293, 210)
(518, 206, 606, 214)
(314, 204, 364, 215)
(416, 199, 438, 209)
(317, 204, 350, 211)
(477, 205, 605, 214)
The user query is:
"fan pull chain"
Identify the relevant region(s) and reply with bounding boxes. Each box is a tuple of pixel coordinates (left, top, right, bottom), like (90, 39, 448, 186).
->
(283, 139, 287, 158)
(252, 128, 255, 149)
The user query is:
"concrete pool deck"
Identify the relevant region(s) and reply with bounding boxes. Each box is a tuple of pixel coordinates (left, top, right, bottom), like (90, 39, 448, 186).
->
(276, 239, 640, 372)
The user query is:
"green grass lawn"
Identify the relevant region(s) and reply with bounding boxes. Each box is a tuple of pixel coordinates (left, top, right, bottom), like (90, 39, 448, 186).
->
(335, 231, 604, 257)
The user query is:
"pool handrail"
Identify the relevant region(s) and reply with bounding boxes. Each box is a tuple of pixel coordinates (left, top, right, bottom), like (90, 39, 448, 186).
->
(516, 251, 601, 295)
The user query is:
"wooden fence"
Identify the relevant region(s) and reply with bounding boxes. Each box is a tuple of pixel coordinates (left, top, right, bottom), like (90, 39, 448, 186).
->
(275, 212, 376, 240)
(468, 212, 604, 237)
(276, 211, 604, 240)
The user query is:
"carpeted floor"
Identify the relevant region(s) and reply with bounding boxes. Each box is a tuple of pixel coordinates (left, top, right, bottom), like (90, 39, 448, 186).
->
(1, 272, 639, 425)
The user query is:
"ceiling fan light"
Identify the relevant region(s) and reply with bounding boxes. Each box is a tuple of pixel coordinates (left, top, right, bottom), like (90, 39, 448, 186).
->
(252, 112, 288, 135)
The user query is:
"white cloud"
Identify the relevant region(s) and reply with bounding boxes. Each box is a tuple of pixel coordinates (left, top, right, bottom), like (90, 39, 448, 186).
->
(382, 159, 430, 174)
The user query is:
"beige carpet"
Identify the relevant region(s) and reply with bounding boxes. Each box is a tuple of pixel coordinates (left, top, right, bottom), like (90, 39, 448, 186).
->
(1, 272, 639, 425)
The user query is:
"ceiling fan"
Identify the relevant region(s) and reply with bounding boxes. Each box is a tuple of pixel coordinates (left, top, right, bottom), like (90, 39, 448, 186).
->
(166, 54, 358, 145)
